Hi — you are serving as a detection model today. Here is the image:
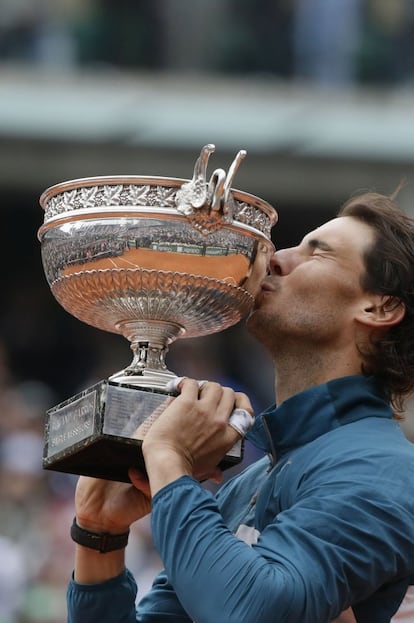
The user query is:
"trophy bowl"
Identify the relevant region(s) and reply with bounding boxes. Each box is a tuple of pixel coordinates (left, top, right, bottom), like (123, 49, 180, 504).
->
(38, 145, 277, 482)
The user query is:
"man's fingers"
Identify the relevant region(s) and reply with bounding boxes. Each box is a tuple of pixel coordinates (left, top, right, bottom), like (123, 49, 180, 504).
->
(234, 391, 254, 415)
(165, 376, 208, 393)
(128, 468, 151, 498)
(228, 408, 255, 437)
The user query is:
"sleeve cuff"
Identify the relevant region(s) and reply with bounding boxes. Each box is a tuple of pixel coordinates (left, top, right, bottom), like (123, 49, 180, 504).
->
(151, 475, 201, 507)
(69, 568, 135, 591)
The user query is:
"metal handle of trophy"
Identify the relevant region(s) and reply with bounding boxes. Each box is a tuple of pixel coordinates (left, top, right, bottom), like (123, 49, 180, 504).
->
(207, 150, 247, 215)
(208, 168, 226, 211)
(191, 143, 215, 206)
(176, 144, 247, 223)
(222, 149, 247, 212)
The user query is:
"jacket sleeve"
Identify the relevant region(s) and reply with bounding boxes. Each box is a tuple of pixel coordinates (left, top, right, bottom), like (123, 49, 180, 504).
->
(67, 569, 139, 623)
(67, 567, 192, 622)
(150, 476, 303, 623)
(66, 477, 302, 623)
(150, 469, 414, 623)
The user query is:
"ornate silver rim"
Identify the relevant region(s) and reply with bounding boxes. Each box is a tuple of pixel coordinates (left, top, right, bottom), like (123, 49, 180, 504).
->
(39, 177, 276, 239)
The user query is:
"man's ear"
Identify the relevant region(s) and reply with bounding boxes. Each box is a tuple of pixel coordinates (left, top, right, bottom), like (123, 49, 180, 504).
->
(357, 295, 405, 328)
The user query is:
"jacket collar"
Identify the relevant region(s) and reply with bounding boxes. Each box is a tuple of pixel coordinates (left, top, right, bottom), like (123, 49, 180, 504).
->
(247, 375, 393, 459)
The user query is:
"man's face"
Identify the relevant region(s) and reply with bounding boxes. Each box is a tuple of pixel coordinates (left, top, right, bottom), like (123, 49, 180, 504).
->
(247, 216, 376, 351)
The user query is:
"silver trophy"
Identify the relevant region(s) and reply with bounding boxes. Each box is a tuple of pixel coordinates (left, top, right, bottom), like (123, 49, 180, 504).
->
(38, 145, 277, 482)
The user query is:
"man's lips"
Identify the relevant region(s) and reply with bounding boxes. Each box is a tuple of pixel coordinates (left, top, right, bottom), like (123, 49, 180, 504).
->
(252, 280, 277, 309)
(259, 279, 277, 292)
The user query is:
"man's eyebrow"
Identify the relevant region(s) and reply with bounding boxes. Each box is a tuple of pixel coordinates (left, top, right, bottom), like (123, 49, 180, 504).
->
(306, 238, 334, 252)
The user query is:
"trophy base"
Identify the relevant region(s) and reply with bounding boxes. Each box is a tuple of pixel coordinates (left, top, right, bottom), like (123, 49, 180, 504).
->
(43, 380, 243, 483)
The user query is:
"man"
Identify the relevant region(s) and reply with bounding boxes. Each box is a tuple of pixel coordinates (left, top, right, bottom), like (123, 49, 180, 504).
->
(67, 191, 414, 622)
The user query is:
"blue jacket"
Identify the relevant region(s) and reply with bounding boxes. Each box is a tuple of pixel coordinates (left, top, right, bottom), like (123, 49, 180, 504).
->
(67, 375, 414, 622)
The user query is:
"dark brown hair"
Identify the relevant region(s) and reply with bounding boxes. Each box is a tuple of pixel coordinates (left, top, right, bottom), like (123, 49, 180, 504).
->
(338, 191, 414, 412)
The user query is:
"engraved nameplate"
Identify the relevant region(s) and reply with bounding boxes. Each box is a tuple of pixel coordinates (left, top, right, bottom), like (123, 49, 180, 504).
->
(46, 389, 98, 457)
(103, 384, 174, 439)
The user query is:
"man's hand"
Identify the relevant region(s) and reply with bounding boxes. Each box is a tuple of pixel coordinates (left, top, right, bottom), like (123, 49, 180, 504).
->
(140, 378, 254, 495)
(75, 473, 151, 535)
(73, 474, 152, 583)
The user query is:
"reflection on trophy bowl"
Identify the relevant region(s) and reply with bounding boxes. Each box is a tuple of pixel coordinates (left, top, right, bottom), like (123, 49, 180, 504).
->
(38, 145, 278, 482)
(45, 222, 258, 348)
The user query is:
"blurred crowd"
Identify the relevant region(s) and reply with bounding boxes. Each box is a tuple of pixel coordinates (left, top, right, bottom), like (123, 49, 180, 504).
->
(0, 340, 74, 623)
(0, 0, 414, 86)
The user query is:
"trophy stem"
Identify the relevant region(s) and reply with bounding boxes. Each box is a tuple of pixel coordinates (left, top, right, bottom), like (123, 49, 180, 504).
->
(110, 320, 185, 389)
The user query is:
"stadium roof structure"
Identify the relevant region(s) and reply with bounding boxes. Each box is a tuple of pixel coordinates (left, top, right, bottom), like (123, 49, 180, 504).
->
(1, 66, 414, 210)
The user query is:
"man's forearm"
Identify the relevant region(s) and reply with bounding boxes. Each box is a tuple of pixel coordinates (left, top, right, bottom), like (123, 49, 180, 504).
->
(143, 447, 192, 497)
(74, 545, 125, 583)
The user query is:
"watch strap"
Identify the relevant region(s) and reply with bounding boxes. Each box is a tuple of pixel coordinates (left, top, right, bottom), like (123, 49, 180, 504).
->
(70, 517, 129, 553)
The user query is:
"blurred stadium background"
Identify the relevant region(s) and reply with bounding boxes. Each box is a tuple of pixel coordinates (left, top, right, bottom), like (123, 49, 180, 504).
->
(1, 1, 414, 620)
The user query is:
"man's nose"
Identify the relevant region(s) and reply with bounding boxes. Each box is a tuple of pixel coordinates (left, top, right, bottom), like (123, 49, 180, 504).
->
(269, 247, 299, 276)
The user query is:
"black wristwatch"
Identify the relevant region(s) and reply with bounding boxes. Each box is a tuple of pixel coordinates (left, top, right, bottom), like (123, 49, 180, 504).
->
(70, 517, 129, 553)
